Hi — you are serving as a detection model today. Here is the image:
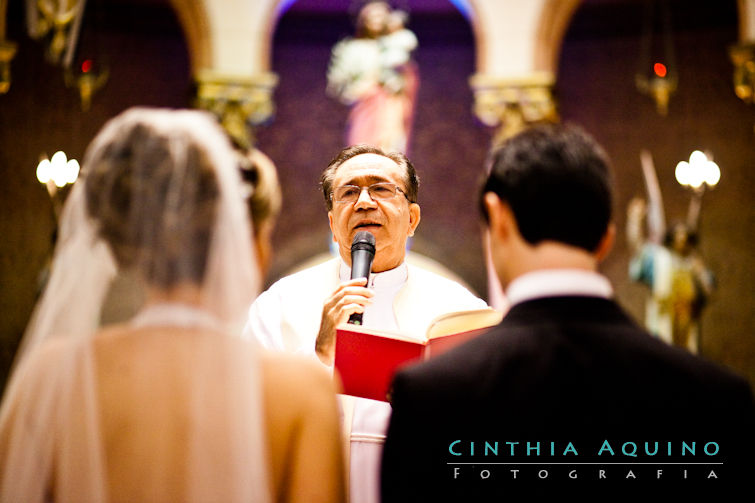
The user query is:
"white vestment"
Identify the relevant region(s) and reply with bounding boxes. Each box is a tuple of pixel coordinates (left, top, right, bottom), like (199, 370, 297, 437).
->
(243, 257, 487, 503)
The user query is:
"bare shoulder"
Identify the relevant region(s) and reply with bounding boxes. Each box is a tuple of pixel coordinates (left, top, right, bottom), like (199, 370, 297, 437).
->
(9, 334, 90, 383)
(260, 353, 334, 391)
(260, 353, 336, 410)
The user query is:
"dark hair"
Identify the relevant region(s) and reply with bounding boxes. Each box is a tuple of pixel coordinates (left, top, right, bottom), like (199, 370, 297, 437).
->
(479, 124, 614, 252)
(84, 121, 219, 288)
(320, 144, 419, 211)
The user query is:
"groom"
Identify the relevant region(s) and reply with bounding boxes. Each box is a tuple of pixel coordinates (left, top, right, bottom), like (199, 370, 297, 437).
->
(381, 124, 755, 501)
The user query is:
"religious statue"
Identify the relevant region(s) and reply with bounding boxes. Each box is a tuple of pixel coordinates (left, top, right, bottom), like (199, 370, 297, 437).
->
(327, 1, 419, 153)
(626, 150, 715, 353)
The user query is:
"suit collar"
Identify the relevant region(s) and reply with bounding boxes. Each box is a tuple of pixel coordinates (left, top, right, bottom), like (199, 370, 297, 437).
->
(503, 296, 634, 327)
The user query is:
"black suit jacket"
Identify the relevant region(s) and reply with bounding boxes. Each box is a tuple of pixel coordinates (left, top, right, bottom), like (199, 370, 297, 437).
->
(381, 296, 754, 502)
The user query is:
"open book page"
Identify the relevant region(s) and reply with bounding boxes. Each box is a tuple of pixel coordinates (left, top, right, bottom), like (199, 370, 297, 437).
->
(426, 308, 503, 339)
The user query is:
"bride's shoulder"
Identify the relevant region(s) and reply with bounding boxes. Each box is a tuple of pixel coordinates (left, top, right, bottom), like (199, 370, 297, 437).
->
(260, 353, 333, 389)
(3, 331, 102, 399)
(259, 353, 337, 412)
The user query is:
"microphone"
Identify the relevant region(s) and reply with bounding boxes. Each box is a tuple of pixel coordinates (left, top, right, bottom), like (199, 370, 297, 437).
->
(348, 231, 376, 325)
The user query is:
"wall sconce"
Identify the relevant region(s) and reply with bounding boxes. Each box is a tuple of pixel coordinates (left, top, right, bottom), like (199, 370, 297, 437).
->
(636, 63, 677, 116)
(675, 150, 720, 191)
(36, 151, 80, 215)
(27, 0, 85, 66)
(675, 150, 719, 228)
(729, 41, 754, 134)
(0, 39, 16, 94)
(729, 42, 755, 105)
(65, 59, 108, 111)
(1, 0, 16, 93)
(636, 0, 677, 116)
(25, 0, 105, 108)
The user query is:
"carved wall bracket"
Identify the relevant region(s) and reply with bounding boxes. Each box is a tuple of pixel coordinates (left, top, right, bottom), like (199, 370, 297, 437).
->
(27, 0, 87, 66)
(0, 39, 17, 94)
(729, 41, 755, 104)
(636, 72, 677, 117)
(730, 41, 755, 134)
(469, 72, 559, 146)
(64, 66, 109, 111)
(195, 70, 279, 149)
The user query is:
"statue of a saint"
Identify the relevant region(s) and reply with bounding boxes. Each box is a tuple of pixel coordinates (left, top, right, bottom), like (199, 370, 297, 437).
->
(327, 2, 419, 152)
(626, 151, 715, 353)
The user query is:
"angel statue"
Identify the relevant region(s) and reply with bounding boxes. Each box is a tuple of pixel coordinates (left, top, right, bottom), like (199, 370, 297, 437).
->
(326, 1, 419, 153)
(626, 150, 715, 354)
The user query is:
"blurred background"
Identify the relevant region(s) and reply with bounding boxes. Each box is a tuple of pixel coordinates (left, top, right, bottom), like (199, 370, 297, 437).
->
(1, 0, 753, 392)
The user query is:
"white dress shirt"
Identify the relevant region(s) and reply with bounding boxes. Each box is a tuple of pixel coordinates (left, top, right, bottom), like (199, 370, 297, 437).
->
(338, 259, 406, 332)
(506, 269, 613, 306)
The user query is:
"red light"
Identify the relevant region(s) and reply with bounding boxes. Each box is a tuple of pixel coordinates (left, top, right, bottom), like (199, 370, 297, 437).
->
(653, 62, 667, 78)
(82, 59, 93, 73)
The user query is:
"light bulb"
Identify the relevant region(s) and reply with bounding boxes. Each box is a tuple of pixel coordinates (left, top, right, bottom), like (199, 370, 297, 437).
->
(50, 151, 67, 169)
(704, 161, 720, 186)
(675, 161, 690, 186)
(36, 159, 52, 183)
(688, 165, 705, 189)
(65, 159, 80, 184)
(689, 150, 707, 167)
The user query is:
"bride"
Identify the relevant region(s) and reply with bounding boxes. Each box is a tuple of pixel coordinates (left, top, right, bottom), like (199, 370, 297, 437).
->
(0, 108, 345, 502)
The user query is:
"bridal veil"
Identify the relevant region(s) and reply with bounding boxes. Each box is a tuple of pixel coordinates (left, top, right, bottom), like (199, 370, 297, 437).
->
(0, 108, 270, 502)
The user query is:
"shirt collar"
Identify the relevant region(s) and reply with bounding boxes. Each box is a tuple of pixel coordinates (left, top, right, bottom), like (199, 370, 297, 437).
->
(505, 269, 613, 306)
(339, 258, 408, 288)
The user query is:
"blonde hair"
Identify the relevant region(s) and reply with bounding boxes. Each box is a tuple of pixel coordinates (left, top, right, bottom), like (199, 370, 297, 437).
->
(239, 148, 281, 235)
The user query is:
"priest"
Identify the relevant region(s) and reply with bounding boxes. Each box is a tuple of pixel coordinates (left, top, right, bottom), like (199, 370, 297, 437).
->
(243, 144, 487, 503)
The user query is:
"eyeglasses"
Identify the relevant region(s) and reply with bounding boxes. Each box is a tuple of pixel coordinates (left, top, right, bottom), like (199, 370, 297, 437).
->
(331, 182, 409, 204)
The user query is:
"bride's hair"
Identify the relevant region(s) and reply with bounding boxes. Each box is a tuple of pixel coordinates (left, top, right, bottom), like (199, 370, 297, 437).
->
(1, 107, 269, 502)
(239, 148, 281, 235)
(83, 120, 220, 289)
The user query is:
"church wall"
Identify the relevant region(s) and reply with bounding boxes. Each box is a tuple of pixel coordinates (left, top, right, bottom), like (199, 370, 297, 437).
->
(559, 1, 754, 385)
(0, 1, 192, 391)
(259, 3, 754, 385)
(0, 1, 752, 393)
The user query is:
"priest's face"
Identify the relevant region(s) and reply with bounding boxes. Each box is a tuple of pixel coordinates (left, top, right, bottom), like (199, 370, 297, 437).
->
(328, 153, 421, 273)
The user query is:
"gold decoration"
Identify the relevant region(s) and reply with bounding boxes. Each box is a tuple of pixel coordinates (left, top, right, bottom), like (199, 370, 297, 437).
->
(0, 39, 17, 94)
(729, 42, 755, 104)
(32, 0, 83, 64)
(195, 71, 279, 149)
(469, 72, 559, 146)
(635, 0, 677, 116)
(64, 66, 108, 111)
(636, 72, 677, 116)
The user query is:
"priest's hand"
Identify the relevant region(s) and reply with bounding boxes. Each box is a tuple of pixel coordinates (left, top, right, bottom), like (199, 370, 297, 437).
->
(315, 278, 373, 366)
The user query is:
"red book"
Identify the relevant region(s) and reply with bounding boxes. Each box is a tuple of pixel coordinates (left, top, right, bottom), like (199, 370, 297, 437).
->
(334, 308, 502, 402)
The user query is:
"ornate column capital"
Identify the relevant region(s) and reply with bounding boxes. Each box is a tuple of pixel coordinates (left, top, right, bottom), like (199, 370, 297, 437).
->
(469, 72, 559, 146)
(195, 70, 279, 148)
(0, 39, 17, 94)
